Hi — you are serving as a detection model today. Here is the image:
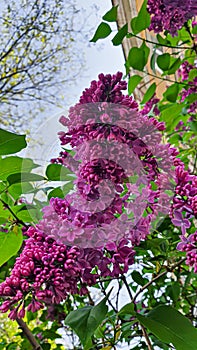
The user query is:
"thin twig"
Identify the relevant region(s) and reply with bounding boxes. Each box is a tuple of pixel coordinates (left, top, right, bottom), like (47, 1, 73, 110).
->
(0, 199, 29, 228)
(132, 270, 167, 304)
(141, 324, 153, 350)
(87, 288, 94, 306)
(143, 71, 196, 87)
(121, 275, 133, 300)
(99, 281, 117, 313)
(132, 258, 186, 303)
(184, 23, 197, 54)
(16, 318, 43, 350)
(128, 32, 191, 50)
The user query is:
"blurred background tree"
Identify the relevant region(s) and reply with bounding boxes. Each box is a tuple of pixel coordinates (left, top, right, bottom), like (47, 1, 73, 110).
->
(0, 0, 94, 132)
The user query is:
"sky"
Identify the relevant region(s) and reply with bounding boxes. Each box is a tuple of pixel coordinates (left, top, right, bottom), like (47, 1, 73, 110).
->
(25, 0, 125, 171)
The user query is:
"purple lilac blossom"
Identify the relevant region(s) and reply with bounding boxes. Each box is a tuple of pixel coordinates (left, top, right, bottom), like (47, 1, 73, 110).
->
(0, 72, 181, 318)
(54, 72, 176, 247)
(0, 227, 135, 319)
(171, 166, 197, 231)
(178, 62, 197, 114)
(147, 0, 197, 35)
(177, 231, 197, 272)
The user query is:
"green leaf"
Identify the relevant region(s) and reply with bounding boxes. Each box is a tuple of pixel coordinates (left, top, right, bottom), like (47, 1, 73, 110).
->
(112, 24, 128, 46)
(118, 303, 135, 317)
(16, 209, 40, 223)
(65, 291, 112, 346)
(140, 41, 150, 66)
(163, 83, 179, 102)
(7, 172, 46, 185)
(0, 227, 23, 267)
(8, 183, 34, 199)
(0, 157, 39, 181)
(0, 128, 27, 155)
(128, 47, 146, 71)
(46, 164, 76, 181)
(62, 182, 74, 194)
(188, 68, 197, 81)
(192, 25, 197, 35)
(132, 271, 145, 286)
(156, 34, 169, 46)
(160, 103, 183, 132)
(141, 83, 156, 104)
(186, 93, 197, 103)
(102, 5, 118, 22)
(128, 75, 142, 95)
(48, 187, 64, 200)
(166, 282, 180, 303)
(157, 53, 170, 71)
(189, 121, 197, 132)
(167, 57, 181, 75)
(130, 0, 150, 34)
(48, 182, 74, 200)
(137, 305, 197, 350)
(90, 22, 112, 42)
(6, 343, 18, 350)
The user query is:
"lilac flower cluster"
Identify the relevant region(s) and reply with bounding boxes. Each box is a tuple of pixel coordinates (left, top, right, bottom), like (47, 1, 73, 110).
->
(177, 231, 197, 272)
(171, 165, 197, 234)
(147, 0, 197, 35)
(178, 61, 197, 114)
(0, 227, 135, 319)
(174, 61, 197, 134)
(0, 72, 179, 318)
(54, 72, 176, 247)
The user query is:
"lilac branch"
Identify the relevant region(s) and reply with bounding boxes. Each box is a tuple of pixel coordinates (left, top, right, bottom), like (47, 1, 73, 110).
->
(16, 318, 43, 350)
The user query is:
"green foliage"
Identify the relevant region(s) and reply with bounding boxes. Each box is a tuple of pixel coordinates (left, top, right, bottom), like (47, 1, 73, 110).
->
(0, 157, 39, 181)
(102, 6, 118, 22)
(163, 83, 180, 102)
(130, 0, 150, 34)
(128, 47, 146, 71)
(167, 57, 181, 75)
(90, 22, 112, 42)
(7, 172, 46, 185)
(112, 24, 128, 46)
(65, 292, 111, 348)
(141, 82, 156, 104)
(0, 129, 27, 155)
(137, 305, 197, 350)
(0, 227, 23, 267)
(160, 103, 183, 132)
(128, 75, 142, 95)
(157, 53, 170, 71)
(48, 182, 74, 200)
(45, 163, 76, 181)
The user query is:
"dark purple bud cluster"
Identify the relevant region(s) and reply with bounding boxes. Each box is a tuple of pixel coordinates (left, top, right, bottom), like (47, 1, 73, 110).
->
(0, 227, 135, 319)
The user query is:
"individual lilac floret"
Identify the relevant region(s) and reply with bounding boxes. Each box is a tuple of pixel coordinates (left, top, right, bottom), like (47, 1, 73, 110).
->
(171, 211, 191, 234)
